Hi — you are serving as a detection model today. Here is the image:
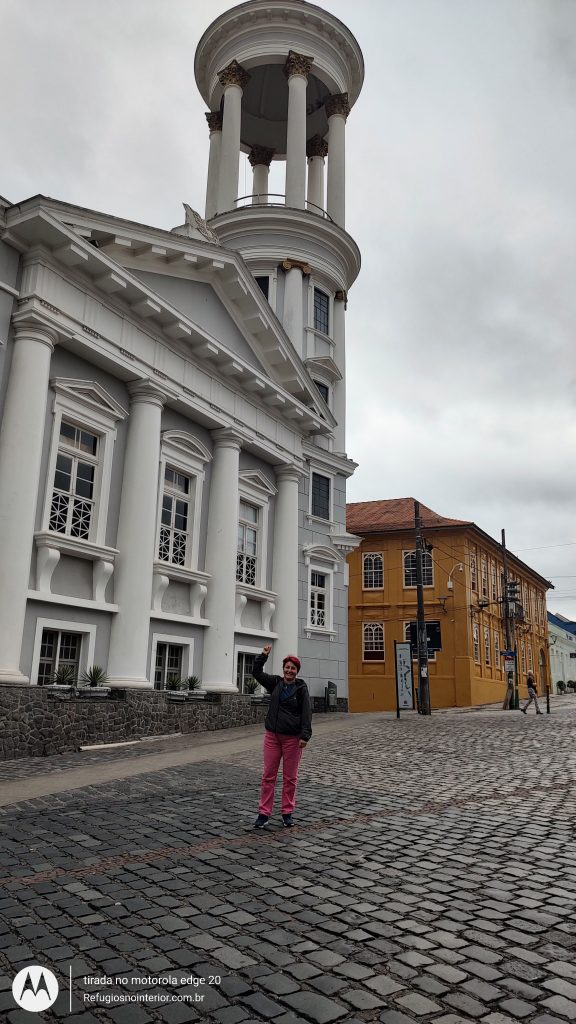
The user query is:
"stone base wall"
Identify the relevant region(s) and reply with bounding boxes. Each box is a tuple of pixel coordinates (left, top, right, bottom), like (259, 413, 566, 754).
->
(0, 687, 270, 760)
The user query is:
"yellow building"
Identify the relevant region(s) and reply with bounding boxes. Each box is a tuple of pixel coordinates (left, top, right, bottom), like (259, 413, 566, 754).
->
(347, 498, 552, 712)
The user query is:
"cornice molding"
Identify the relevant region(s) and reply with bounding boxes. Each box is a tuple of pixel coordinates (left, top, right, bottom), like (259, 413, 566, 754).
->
(194, 1, 364, 109)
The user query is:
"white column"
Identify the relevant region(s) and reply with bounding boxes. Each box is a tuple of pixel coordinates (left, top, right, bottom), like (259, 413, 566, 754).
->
(107, 381, 166, 689)
(204, 111, 223, 221)
(326, 93, 350, 228)
(282, 264, 304, 357)
(285, 51, 313, 209)
(332, 293, 346, 454)
(271, 466, 301, 675)
(202, 429, 242, 692)
(306, 135, 328, 213)
(249, 145, 274, 205)
(216, 60, 249, 215)
(0, 319, 57, 684)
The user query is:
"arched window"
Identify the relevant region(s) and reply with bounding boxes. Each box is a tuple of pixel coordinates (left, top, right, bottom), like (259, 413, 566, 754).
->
(363, 622, 385, 661)
(363, 552, 383, 589)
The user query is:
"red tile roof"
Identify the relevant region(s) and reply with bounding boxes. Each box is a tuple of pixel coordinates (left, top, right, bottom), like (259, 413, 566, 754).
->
(346, 498, 471, 534)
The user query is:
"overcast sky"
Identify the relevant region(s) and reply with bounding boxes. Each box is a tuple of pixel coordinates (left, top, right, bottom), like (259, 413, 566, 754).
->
(2, 0, 575, 619)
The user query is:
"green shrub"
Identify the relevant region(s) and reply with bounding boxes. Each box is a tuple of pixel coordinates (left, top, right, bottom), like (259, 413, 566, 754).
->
(81, 665, 109, 688)
(52, 665, 77, 685)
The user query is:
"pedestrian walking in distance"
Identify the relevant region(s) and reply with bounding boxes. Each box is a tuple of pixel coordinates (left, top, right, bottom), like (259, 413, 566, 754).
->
(252, 644, 312, 829)
(521, 671, 542, 715)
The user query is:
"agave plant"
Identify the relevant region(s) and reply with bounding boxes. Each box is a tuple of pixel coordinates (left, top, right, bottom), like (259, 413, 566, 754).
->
(183, 675, 202, 691)
(243, 679, 259, 695)
(166, 675, 183, 690)
(81, 665, 109, 688)
(52, 665, 77, 686)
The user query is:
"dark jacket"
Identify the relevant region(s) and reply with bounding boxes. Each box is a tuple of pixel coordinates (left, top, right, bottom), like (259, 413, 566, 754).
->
(252, 653, 312, 742)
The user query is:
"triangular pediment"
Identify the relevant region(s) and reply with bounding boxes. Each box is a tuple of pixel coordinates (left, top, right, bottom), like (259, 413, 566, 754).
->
(50, 378, 127, 421)
(7, 199, 331, 436)
(239, 470, 277, 496)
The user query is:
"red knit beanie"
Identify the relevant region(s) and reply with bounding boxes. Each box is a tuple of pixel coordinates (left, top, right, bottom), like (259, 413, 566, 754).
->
(283, 654, 301, 673)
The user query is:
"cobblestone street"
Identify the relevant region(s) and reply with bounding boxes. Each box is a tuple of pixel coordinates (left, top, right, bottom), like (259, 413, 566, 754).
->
(1, 702, 576, 1024)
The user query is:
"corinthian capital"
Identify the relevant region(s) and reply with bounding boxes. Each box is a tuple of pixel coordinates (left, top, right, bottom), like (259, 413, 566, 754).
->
(248, 145, 275, 168)
(205, 110, 223, 133)
(325, 92, 350, 120)
(306, 134, 328, 159)
(284, 50, 314, 80)
(218, 59, 250, 90)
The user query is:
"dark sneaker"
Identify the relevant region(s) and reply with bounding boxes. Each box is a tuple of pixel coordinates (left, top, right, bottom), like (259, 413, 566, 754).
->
(282, 814, 295, 828)
(521, 708, 526, 714)
(254, 814, 269, 829)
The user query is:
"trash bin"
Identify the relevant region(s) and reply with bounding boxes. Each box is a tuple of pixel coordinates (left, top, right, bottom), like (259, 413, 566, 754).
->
(324, 680, 337, 712)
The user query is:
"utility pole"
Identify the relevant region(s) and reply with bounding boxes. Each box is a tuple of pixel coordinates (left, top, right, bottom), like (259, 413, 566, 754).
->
(414, 500, 431, 715)
(501, 529, 518, 710)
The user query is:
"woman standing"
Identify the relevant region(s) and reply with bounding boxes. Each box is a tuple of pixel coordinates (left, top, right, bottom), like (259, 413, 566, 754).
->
(252, 644, 312, 829)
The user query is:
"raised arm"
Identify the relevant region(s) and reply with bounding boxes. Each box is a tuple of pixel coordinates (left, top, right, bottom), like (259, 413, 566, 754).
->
(252, 644, 278, 694)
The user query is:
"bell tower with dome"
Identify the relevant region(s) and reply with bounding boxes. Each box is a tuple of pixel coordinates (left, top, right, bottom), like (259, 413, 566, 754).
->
(195, 0, 363, 457)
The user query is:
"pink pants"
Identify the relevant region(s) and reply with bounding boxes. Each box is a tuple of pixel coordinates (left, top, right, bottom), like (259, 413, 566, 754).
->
(258, 731, 303, 816)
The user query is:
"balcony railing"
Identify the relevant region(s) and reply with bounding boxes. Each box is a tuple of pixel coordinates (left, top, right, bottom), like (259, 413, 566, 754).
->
(232, 194, 334, 222)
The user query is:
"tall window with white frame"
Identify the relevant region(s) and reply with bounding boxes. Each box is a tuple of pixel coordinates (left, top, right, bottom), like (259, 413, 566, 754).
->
(363, 552, 383, 589)
(49, 420, 99, 539)
(310, 570, 327, 627)
(473, 621, 480, 663)
(484, 626, 491, 667)
(494, 630, 500, 669)
(158, 467, 192, 566)
(154, 643, 183, 689)
(237, 500, 259, 586)
(403, 550, 433, 587)
(491, 561, 498, 602)
(311, 472, 331, 521)
(481, 556, 488, 598)
(363, 622, 385, 661)
(313, 288, 329, 335)
(470, 552, 477, 592)
(236, 652, 258, 693)
(38, 629, 82, 685)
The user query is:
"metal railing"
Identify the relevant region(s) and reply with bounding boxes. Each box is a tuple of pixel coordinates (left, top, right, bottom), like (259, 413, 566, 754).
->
(233, 193, 333, 222)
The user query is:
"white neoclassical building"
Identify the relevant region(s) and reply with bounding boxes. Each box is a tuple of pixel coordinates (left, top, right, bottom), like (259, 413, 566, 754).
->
(0, 0, 362, 701)
(548, 613, 576, 691)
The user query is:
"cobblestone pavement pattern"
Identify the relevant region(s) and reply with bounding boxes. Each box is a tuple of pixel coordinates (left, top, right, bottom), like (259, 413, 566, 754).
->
(1, 702, 576, 1024)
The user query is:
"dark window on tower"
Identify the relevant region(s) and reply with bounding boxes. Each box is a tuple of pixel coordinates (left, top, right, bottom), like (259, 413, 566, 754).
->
(314, 380, 329, 404)
(311, 472, 331, 520)
(313, 288, 329, 335)
(255, 276, 269, 298)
